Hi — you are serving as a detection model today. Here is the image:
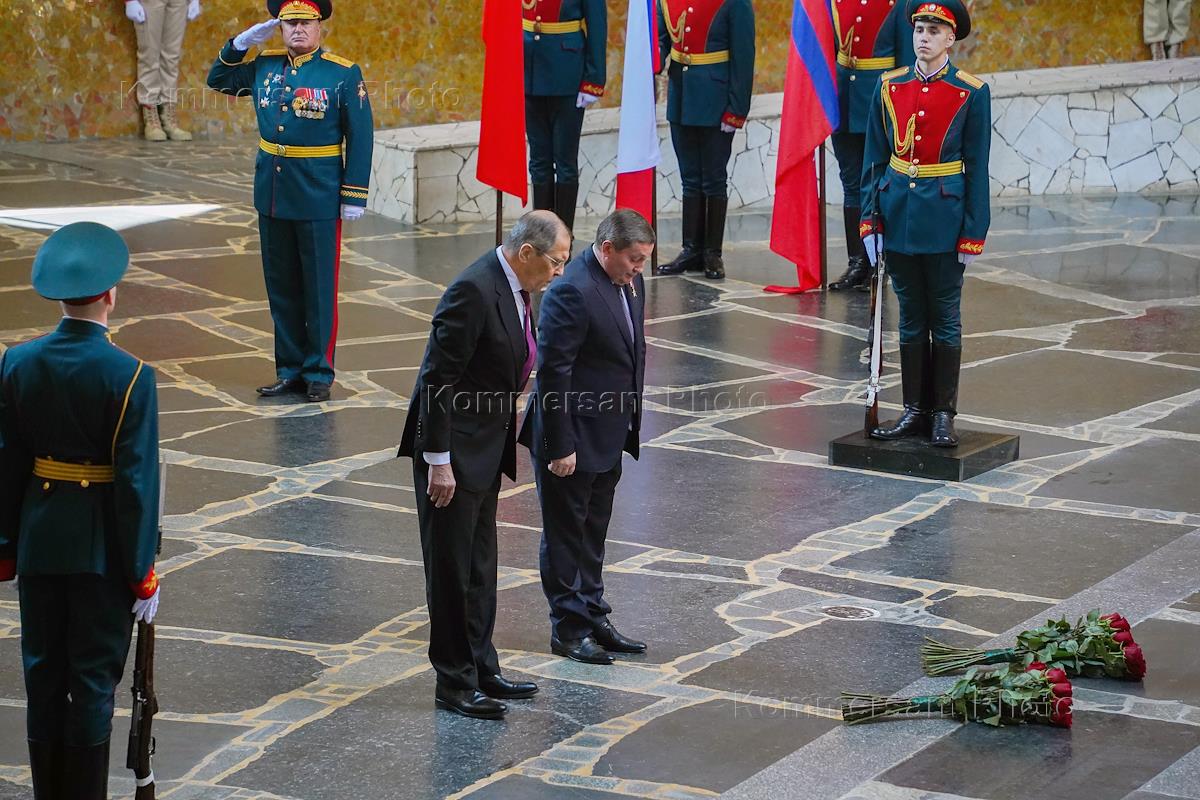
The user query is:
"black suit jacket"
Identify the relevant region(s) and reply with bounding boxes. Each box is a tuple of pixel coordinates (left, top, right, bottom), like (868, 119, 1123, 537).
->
(518, 247, 645, 473)
(398, 251, 529, 491)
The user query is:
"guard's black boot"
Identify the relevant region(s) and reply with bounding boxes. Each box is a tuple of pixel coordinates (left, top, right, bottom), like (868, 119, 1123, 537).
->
(871, 341, 931, 440)
(63, 739, 109, 800)
(702, 195, 728, 280)
(29, 740, 63, 800)
(930, 343, 962, 447)
(659, 195, 705, 274)
(554, 182, 580, 233)
(829, 206, 871, 291)
(532, 182, 555, 211)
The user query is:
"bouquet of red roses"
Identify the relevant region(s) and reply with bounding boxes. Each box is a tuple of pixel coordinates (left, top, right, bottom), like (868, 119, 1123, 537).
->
(921, 610, 1146, 681)
(841, 663, 1073, 727)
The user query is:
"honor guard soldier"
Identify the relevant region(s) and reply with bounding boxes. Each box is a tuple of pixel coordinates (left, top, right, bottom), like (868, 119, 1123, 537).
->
(207, 0, 373, 403)
(828, 0, 915, 290)
(861, 0, 990, 447)
(524, 0, 608, 233)
(656, 0, 756, 281)
(0, 222, 161, 800)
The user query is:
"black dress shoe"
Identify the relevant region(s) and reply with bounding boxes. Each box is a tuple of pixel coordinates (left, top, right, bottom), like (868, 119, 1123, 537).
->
(306, 382, 331, 402)
(551, 635, 615, 665)
(479, 673, 539, 699)
(929, 410, 959, 447)
(257, 377, 305, 397)
(434, 687, 507, 719)
(593, 620, 646, 653)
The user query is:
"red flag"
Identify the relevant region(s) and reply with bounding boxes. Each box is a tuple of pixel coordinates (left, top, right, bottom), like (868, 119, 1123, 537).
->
(477, 0, 527, 203)
(765, 0, 839, 294)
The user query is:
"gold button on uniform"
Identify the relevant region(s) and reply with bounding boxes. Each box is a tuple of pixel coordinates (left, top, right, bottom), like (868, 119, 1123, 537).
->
(278, 125, 284, 131)
(909, 182, 917, 188)
(80, 479, 90, 488)
(42, 482, 50, 491)
(276, 166, 282, 173)
(850, 75, 856, 81)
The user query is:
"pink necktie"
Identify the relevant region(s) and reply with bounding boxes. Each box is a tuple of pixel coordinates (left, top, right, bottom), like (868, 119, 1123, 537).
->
(519, 289, 535, 389)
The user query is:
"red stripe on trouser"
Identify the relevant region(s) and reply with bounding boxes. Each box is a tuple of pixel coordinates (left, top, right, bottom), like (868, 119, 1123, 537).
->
(325, 218, 342, 368)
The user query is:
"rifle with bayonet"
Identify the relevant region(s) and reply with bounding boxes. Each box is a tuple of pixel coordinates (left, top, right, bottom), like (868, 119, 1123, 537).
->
(127, 454, 165, 798)
(864, 164, 887, 434)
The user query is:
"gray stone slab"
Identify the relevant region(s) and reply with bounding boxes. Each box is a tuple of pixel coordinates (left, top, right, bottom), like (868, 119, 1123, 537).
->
(1035, 438, 1200, 513)
(226, 301, 430, 340)
(1143, 401, 1200, 435)
(157, 385, 234, 412)
(121, 218, 251, 254)
(643, 278, 724, 319)
(833, 499, 1189, 597)
(649, 560, 749, 581)
(112, 318, 255, 362)
(647, 377, 815, 416)
(961, 278, 1114, 335)
(160, 409, 258, 442)
(926, 595, 1054, 635)
(335, 337, 429, 372)
(1069, 307, 1200, 354)
(179, 354, 284, 399)
(595, 698, 839, 792)
(987, 244, 1200, 302)
(778, 569, 922, 604)
(164, 465, 274, 517)
(463, 775, 631, 800)
(141, 252, 269, 301)
(0, 178, 147, 207)
(643, 343, 770, 390)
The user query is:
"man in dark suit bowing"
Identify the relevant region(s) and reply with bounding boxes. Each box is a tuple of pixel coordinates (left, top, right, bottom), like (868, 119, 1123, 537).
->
(518, 209, 654, 665)
(399, 211, 570, 719)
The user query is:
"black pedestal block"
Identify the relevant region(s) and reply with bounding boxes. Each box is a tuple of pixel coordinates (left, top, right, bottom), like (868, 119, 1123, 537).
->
(828, 428, 1020, 481)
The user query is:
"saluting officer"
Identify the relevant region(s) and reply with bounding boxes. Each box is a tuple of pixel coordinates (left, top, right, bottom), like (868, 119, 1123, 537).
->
(861, 0, 990, 447)
(524, 0, 608, 233)
(207, 0, 373, 403)
(828, 0, 915, 290)
(656, 0, 756, 281)
(0, 222, 161, 800)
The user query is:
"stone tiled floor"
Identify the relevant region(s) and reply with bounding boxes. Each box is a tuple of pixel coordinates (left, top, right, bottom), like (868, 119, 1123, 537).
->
(0, 138, 1198, 800)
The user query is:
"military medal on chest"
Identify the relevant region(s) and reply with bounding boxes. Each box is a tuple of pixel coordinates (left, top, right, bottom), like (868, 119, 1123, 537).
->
(292, 87, 329, 119)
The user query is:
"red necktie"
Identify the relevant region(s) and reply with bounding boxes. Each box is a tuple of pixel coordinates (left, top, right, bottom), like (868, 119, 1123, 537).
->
(519, 289, 535, 389)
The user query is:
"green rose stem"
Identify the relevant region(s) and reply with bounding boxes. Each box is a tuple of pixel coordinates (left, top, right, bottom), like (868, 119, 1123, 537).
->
(921, 640, 1022, 676)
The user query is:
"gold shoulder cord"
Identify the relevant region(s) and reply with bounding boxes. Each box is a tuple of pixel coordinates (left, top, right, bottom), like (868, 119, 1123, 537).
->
(111, 360, 145, 465)
(660, 0, 686, 44)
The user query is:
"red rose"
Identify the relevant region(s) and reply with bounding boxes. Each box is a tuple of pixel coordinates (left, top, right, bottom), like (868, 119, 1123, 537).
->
(1102, 613, 1130, 631)
(1123, 643, 1147, 680)
(1049, 696, 1073, 727)
(1026, 661, 1047, 672)
(1051, 682, 1073, 697)
(1113, 630, 1134, 644)
(1045, 668, 1068, 684)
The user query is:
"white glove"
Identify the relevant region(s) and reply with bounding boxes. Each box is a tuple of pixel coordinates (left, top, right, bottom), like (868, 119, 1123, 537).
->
(720, 122, 737, 134)
(576, 92, 600, 109)
(187, 0, 202, 21)
(233, 18, 280, 51)
(132, 588, 160, 624)
(341, 204, 365, 221)
(958, 252, 977, 266)
(125, 0, 146, 23)
(863, 233, 883, 266)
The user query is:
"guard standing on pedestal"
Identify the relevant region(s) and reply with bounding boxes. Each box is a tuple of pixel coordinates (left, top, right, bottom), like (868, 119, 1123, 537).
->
(0, 222, 162, 800)
(207, 0, 373, 403)
(524, 0, 608, 233)
(656, 0, 756, 281)
(861, 0, 990, 447)
(827, 0, 915, 290)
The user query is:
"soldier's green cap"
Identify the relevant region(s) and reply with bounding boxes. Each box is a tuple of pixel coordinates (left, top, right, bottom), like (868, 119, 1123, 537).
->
(31, 221, 129, 302)
(907, 0, 973, 40)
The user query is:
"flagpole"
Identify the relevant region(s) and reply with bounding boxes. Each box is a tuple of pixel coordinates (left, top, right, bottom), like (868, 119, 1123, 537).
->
(651, 174, 659, 273)
(495, 189, 503, 246)
(819, 142, 828, 290)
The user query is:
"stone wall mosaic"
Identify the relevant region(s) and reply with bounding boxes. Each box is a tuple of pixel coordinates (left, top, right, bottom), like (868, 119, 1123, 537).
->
(3, 0, 1196, 141)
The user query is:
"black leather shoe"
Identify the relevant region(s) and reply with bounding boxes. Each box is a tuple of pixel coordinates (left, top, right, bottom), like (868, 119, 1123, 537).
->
(257, 377, 305, 397)
(828, 257, 871, 291)
(551, 635, 615, 665)
(702, 250, 725, 280)
(930, 410, 959, 447)
(659, 195, 706, 275)
(306, 382, 331, 402)
(593, 620, 646, 653)
(435, 687, 507, 719)
(480, 673, 539, 699)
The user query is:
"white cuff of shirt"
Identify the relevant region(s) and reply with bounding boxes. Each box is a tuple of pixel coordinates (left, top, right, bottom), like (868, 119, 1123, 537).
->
(422, 451, 450, 466)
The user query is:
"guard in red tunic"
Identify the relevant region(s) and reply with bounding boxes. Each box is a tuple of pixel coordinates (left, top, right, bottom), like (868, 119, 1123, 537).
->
(861, 0, 990, 447)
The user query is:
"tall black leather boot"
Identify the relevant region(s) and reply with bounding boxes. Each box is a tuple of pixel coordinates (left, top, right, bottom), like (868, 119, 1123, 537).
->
(659, 195, 705, 274)
(871, 341, 931, 440)
(554, 182, 579, 233)
(29, 740, 63, 800)
(930, 342, 962, 447)
(829, 205, 871, 291)
(702, 195, 728, 280)
(532, 182, 555, 211)
(63, 739, 109, 800)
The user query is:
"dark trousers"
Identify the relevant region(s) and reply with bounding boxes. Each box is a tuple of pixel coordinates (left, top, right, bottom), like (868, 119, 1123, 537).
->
(887, 251, 966, 345)
(831, 131, 866, 209)
(526, 95, 586, 184)
(413, 461, 501, 690)
(20, 574, 134, 746)
(533, 457, 621, 641)
(258, 214, 343, 385)
(670, 123, 735, 198)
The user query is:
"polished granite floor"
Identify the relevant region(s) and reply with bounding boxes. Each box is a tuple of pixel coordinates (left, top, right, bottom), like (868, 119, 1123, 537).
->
(0, 138, 1198, 800)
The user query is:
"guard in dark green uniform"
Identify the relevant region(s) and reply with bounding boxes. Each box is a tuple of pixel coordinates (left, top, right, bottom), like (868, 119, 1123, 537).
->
(524, 0, 607, 232)
(207, 0, 373, 403)
(861, 0, 990, 447)
(656, 0, 755, 281)
(0, 222, 161, 800)
(828, 0, 916, 290)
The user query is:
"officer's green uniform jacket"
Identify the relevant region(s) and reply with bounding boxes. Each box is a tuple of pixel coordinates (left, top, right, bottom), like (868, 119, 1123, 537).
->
(657, 0, 756, 129)
(861, 62, 991, 256)
(207, 43, 373, 221)
(523, 0, 608, 98)
(0, 319, 159, 585)
(833, 0, 916, 134)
